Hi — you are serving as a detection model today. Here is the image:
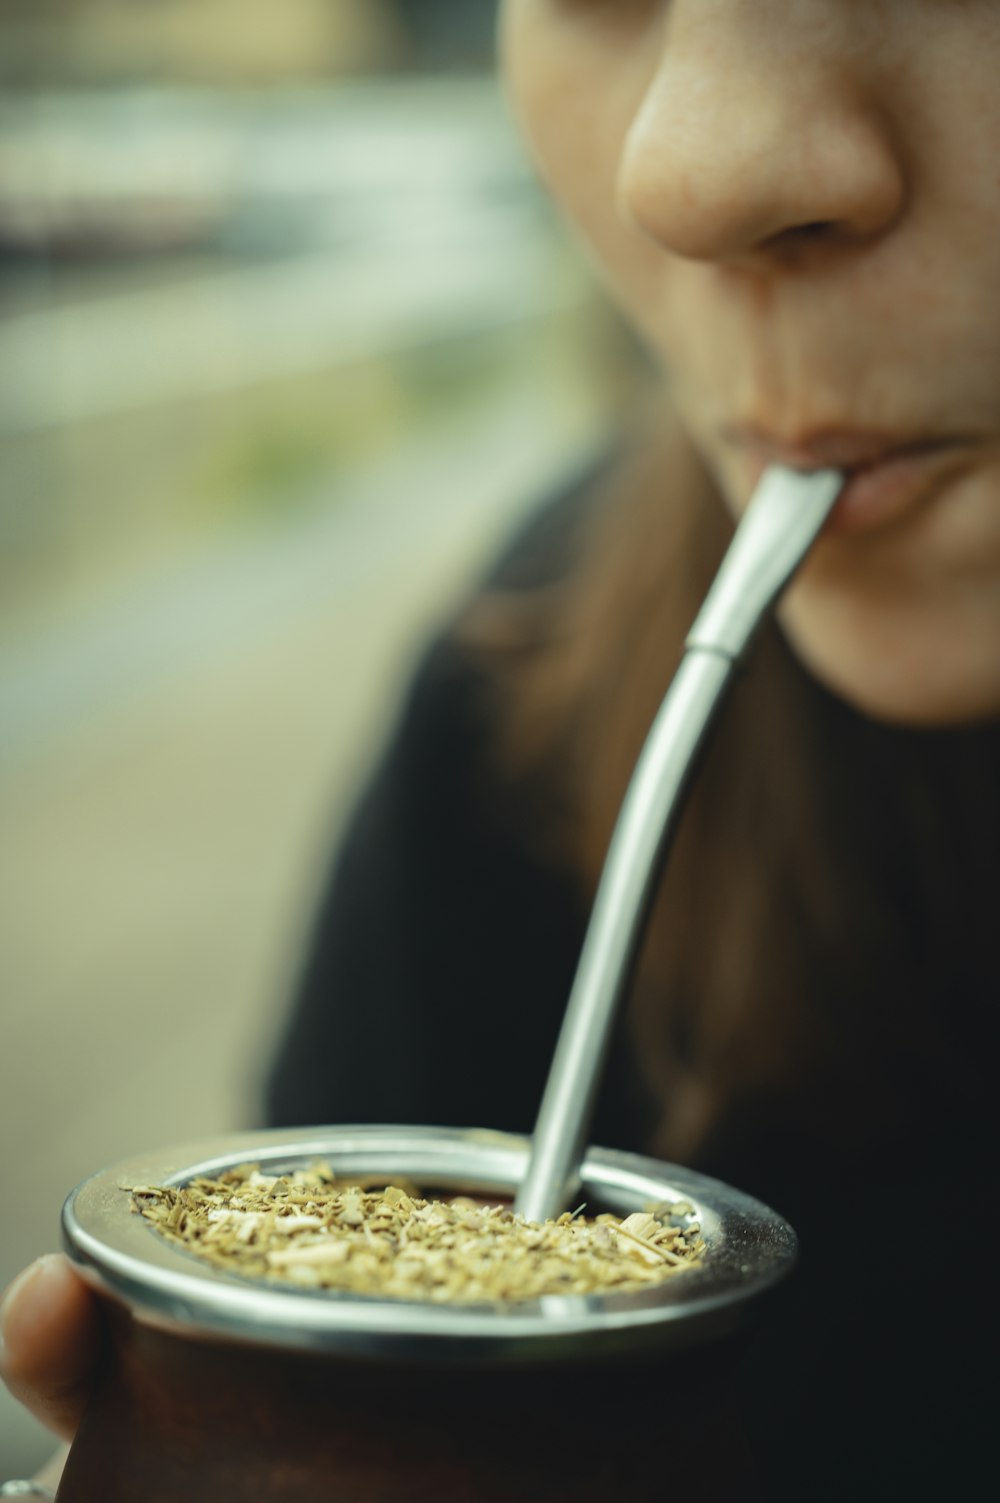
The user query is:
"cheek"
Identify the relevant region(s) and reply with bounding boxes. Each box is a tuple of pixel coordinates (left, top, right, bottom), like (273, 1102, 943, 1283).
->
(501, 6, 606, 205)
(500, 4, 707, 389)
(500, 4, 651, 250)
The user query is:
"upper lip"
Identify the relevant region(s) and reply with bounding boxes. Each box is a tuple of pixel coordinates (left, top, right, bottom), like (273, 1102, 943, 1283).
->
(725, 427, 964, 473)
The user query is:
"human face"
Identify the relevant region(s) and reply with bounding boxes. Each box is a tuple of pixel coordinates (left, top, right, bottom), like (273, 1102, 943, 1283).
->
(501, 0, 1000, 725)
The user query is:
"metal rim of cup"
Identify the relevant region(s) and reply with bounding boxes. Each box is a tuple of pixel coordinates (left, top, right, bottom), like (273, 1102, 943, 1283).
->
(61, 1125, 797, 1365)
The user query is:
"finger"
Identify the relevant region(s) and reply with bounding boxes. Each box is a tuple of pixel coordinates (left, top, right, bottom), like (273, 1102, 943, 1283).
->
(0, 1254, 103, 1441)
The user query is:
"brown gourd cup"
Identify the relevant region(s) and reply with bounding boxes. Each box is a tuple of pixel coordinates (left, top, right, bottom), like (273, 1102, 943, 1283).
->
(58, 1124, 797, 1502)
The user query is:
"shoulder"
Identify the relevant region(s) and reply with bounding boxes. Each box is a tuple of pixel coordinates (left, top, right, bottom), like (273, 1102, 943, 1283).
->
(386, 444, 621, 791)
(481, 445, 620, 593)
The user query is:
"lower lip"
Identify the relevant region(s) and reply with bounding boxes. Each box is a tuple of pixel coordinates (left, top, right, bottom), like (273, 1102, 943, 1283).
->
(826, 444, 972, 535)
(744, 442, 972, 536)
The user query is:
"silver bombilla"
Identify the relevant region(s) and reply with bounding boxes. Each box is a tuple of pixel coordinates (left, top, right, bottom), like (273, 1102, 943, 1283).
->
(515, 465, 844, 1224)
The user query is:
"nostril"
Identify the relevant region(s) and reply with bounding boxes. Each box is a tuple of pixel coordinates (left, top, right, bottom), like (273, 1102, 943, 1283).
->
(769, 220, 837, 244)
(760, 219, 843, 257)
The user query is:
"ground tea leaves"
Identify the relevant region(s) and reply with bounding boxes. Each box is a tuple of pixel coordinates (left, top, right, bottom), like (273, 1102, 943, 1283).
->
(128, 1162, 704, 1304)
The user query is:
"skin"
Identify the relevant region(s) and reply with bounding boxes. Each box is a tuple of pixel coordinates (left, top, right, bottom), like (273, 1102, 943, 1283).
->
(4, 0, 1000, 1472)
(0, 1255, 96, 1473)
(501, 0, 1000, 725)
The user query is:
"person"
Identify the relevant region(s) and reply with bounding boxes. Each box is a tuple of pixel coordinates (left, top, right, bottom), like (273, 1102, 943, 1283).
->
(3, 2, 998, 1496)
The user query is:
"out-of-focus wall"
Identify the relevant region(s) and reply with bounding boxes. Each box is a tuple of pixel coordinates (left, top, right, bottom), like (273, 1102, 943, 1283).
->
(0, 0, 402, 85)
(0, 0, 640, 1477)
(0, 0, 502, 86)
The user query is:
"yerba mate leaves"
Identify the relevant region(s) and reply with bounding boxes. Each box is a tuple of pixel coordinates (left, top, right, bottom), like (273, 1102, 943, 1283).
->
(128, 1162, 704, 1305)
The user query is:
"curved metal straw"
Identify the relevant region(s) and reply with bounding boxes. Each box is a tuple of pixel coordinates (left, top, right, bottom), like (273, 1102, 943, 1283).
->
(515, 465, 844, 1224)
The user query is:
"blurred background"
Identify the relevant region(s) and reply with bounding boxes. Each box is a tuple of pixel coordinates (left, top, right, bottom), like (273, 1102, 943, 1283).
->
(0, 0, 641, 1473)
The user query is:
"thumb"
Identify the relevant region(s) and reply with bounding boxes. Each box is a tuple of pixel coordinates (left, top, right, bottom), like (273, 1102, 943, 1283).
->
(0, 1254, 103, 1442)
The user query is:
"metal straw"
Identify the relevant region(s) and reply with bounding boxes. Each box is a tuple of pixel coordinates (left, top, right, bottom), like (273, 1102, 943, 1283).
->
(514, 465, 844, 1224)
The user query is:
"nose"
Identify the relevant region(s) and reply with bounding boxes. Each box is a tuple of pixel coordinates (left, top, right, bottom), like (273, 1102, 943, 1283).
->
(616, 22, 906, 265)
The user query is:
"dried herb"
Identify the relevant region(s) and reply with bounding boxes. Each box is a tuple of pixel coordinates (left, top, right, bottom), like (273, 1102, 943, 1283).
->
(127, 1162, 704, 1304)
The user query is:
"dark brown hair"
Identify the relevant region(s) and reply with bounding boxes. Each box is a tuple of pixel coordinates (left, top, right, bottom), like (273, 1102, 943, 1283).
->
(462, 405, 999, 1170)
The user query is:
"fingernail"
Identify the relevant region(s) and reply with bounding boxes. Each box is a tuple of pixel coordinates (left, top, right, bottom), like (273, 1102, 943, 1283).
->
(0, 1256, 60, 1362)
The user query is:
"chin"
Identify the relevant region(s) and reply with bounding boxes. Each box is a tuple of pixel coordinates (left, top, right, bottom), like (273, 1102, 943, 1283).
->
(777, 544, 1000, 727)
(783, 630, 1000, 729)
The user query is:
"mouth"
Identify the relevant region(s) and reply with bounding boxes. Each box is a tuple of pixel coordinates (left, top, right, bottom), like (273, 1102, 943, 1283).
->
(725, 427, 977, 535)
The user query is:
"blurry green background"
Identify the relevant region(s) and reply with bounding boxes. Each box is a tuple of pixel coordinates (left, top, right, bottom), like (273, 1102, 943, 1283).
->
(0, 0, 641, 1474)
